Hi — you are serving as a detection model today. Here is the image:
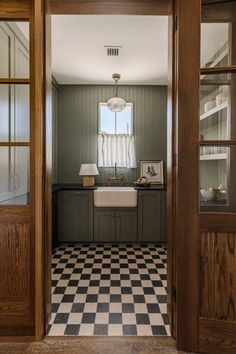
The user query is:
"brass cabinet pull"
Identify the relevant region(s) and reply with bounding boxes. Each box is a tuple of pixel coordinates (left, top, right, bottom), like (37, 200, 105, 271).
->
(117, 214, 120, 217)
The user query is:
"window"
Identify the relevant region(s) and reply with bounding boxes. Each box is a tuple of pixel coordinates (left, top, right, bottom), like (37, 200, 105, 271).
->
(98, 103, 136, 168)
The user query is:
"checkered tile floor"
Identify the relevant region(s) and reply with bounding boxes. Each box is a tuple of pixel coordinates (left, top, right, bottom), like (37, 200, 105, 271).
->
(48, 244, 169, 336)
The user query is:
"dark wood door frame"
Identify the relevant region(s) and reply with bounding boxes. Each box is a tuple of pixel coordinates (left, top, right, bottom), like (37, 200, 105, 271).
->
(42, 1, 198, 353)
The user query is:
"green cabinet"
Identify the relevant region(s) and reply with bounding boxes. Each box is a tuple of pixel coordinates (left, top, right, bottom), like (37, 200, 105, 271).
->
(59, 190, 93, 242)
(138, 190, 166, 242)
(94, 209, 137, 242)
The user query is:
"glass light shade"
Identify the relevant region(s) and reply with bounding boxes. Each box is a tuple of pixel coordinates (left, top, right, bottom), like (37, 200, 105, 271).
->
(79, 163, 99, 176)
(107, 97, 126, 112)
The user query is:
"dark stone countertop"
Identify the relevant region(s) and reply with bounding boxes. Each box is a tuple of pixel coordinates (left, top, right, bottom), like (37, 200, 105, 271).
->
(52, 183, 167, 193)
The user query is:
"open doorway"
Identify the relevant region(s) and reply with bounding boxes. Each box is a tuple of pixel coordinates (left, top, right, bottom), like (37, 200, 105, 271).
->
(48, 14, 170, 337)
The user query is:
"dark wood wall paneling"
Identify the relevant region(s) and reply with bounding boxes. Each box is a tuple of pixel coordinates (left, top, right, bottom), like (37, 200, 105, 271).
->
(56, 85, 167, 185)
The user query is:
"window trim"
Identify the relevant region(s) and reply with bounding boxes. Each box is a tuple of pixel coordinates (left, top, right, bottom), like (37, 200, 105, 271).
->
(98, 102, 134, 135)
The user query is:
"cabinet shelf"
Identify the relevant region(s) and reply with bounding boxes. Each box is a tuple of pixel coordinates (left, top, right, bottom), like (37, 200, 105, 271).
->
(200, 101, 228, 121)
(200, 153, 227, 161)
(200, 101, 228, 131)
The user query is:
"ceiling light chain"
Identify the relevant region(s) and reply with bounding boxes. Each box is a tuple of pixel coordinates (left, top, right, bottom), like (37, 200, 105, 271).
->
(107, 73, 126, 112)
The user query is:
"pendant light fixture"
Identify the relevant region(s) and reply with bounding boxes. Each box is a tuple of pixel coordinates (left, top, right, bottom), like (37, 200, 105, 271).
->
(107, 73, 126, 112)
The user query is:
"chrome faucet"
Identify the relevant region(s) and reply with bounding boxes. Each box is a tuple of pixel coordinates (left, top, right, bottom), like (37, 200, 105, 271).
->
(108, 163, 124, 186)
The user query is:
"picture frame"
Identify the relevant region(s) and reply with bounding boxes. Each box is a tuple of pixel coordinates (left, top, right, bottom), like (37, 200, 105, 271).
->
(140, 160, 164, 184)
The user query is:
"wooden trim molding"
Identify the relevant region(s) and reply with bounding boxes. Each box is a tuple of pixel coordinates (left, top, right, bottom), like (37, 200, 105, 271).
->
(199, 317, 236, 354)
(199, 140, 236, 146)
(201, 66, 236, 75)
(174, 0, 200, 351)
(0, 78, 30, 84)
(200, 213, 236, 232)
(30, 0, 45, 341)
(47, 0, 172, 15)
(0, 0, 30, 19)
(0, 142, 30, 147)
(0, 205, 30, 223)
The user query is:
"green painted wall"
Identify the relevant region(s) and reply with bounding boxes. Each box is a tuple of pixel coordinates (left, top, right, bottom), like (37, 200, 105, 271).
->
(55, 85, 167, 184)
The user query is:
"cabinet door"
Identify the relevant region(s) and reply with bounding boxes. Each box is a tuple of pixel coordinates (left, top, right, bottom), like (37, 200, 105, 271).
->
(60, 190, 93, 242)
(138, 191, 164, 242)
(94, 210, 116, 242)
(116, 210, 137, 242)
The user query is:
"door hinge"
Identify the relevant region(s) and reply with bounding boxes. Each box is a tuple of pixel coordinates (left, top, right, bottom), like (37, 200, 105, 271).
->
(175, 16, 178, 32)
(173, 153, 177, 167)
(173, 286, 177, 302)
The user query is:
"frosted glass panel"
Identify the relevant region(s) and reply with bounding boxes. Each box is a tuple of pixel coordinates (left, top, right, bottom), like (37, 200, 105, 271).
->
(0, 147, 30, 205)
(0, 84, 30, 142)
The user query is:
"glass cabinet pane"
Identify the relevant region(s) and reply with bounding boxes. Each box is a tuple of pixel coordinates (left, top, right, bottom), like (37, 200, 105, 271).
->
(0, 147, 30, 205)
(0, 23, 10, 78)
(0, 84, 30, 142)
(201, 1, 236, 68)
(201, 23, 230, 68)
(0, 21, 29, 78)
(200, 146, 236, 212)
(200, 73, 236, 141)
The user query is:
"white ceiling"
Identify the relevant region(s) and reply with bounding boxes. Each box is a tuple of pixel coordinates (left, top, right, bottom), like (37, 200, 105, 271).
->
(51, 15, 169, 85)
(16, 19, 228, 85)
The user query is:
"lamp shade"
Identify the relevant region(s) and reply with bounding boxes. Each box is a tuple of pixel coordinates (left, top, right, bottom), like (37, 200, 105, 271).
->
(107, 97, 126, 113)
(79, 164, 99, 176)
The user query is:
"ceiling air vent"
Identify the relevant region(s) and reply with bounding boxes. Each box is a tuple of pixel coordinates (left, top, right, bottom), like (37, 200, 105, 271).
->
(105, 46, 122, 56)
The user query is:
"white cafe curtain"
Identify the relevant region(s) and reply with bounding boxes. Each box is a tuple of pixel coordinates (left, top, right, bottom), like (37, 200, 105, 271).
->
(98, 134, 137, 168)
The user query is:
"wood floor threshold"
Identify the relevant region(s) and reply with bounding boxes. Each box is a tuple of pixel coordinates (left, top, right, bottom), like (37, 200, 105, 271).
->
(0, 336, 196, 354)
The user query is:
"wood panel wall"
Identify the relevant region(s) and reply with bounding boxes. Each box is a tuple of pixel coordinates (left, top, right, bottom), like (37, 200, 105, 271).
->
(56, 85, 167, 184)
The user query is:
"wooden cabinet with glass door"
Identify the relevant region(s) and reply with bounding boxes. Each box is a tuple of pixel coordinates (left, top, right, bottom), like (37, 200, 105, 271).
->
(200, 16, 236, 212)
(199, 2, 236, 353)
(0, 20, 33, 335)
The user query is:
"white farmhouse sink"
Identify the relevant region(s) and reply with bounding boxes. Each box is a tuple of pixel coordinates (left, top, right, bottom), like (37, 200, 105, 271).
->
(94, 187, 137, 207)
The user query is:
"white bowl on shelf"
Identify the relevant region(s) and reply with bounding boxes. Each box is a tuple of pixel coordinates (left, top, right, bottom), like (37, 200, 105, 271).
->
(204, 100, 216, 112)
(216, 93, 228, 106)
(200, 188, 217, 201)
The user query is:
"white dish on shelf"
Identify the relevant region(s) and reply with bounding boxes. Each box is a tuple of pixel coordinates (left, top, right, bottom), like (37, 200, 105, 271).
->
(216, 93, 228, 106)
(200, 188, 217, 201)
(204, 100, 216, 113)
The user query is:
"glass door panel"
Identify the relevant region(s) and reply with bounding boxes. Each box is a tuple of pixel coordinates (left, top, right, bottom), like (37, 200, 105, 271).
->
(200, 73, 236, 141)
(0, 84, 30, 142)
(0, 21, 30, 206)
(200, 145, 236, 212)
(0, 147, 30, 205)
(201, 1, 236, 68)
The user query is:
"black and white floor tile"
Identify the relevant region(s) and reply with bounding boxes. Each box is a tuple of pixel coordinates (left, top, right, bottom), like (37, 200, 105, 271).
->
(48, 244, 169, 336)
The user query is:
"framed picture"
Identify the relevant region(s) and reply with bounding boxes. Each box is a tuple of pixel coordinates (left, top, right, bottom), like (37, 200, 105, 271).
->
(140, 160, 164, 184)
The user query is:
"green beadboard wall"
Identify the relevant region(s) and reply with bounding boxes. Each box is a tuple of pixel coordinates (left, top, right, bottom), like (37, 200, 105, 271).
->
(55, 85, 167, 184)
